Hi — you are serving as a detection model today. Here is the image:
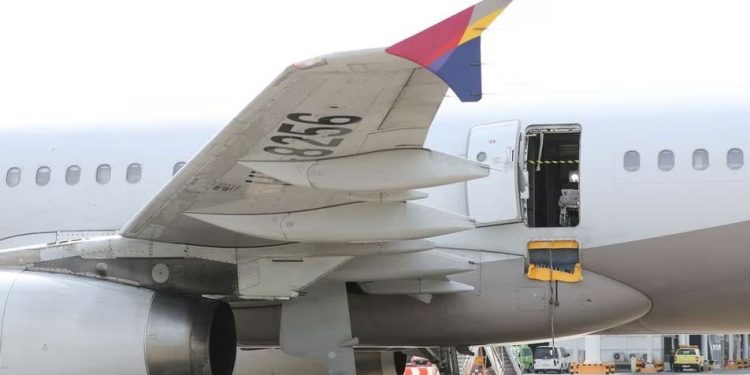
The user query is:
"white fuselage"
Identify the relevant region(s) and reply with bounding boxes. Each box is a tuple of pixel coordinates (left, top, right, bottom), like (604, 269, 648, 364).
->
(4, 90, 750, 251)
(3, 87, 750, 335)
(0, 124, 214, 247)
(7, 2, 750, 373)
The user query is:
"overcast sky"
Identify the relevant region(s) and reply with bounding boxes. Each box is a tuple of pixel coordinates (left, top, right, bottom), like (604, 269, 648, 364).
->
(2, 0, 750, 128)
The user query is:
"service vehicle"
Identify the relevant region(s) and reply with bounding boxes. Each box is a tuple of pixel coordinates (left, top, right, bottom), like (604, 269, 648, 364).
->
(674, 346, 705, 372)
(513, 345, 534, 373)
(403, 356, 440, 375)
(533, 347, 571, 374)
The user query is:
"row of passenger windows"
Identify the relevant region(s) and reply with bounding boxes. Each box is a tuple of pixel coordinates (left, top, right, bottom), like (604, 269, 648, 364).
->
(5, 162, 186, 187)
(623, 148, 744, 172)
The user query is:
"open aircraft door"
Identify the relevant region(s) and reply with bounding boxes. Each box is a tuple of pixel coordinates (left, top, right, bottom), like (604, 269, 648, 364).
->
(466, 120, 521, 225)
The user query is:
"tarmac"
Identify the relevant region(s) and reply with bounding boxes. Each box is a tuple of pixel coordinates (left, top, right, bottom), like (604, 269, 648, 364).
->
(232, 349, 750, 375)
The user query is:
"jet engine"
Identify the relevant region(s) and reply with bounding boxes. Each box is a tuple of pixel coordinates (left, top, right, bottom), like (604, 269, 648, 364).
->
(0, 270, 235, 375)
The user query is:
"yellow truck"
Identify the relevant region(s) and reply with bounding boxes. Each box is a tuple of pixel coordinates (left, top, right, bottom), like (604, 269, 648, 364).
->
(673, 346, 705, 372)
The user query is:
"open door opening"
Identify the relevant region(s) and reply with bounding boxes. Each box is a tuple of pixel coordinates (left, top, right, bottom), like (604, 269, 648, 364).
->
(523, 126, 581, 228)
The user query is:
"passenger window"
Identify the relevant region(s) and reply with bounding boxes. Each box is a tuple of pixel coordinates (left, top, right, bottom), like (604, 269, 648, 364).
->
(727, 148, 744, 170)
(126, 163, 142, 184)
(96, 164, 112, 184)
(692, 149, 709, 170)
(173, 162, 186, 175)
(658, 150, 675, 171)
(66, 165, 81, 185)
(623, 151, 640, 172)
(36, 166, 51, 186)
(6, 167, 21, 187)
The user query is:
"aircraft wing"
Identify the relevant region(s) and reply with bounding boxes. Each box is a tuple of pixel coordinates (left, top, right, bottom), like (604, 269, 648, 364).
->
(120, 0, 511, 248)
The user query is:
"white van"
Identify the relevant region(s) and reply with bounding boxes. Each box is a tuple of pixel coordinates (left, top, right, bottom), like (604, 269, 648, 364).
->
(533, 346, 571, 373)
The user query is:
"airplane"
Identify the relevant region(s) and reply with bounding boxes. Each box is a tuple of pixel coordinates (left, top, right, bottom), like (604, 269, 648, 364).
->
(1, 0, 750, 374)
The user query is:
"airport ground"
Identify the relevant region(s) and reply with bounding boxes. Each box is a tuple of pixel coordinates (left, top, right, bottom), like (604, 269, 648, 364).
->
(231, 346, 750, 375)
(231, 335, 750, 375)
(612, 373, 750, 375)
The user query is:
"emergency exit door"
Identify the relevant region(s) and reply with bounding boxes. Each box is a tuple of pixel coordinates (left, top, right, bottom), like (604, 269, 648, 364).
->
(467, 121, 521, 224)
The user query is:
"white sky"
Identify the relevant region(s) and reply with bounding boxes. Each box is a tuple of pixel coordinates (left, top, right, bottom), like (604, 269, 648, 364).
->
(2, 0, 750, 128)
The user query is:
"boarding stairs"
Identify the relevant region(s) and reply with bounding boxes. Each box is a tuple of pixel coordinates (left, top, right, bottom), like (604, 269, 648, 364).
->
(460, 345, 521, 375)
(497, 346, 521, 375)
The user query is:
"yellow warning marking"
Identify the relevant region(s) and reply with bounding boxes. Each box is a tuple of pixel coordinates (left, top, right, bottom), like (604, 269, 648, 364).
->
(527, 160, 580, 165)
(527, 240, 579, 250)
(572, 363, 616, 374)
(527, 263, 583, 283)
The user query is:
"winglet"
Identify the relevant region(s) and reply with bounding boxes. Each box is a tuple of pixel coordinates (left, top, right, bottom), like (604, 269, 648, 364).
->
(386, 0, 512, 102)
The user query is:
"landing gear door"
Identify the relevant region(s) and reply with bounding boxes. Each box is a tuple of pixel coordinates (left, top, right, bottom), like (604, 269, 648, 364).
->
(467, 120, 521, 225)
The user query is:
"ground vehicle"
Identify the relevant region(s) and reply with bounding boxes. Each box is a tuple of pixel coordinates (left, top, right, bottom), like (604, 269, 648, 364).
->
(674, 346, 705, 372)
(404, 356, 440, 375)
(533, 347, 571, 374)
(513, 345, 534, 373)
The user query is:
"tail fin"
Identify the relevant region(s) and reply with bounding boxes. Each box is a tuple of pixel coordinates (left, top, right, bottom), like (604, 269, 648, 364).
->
(386, 0, 512, 102)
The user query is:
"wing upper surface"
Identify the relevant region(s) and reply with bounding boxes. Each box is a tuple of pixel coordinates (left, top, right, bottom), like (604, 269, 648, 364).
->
(120, 50, 449, 247)
(120, 0, 511, 248)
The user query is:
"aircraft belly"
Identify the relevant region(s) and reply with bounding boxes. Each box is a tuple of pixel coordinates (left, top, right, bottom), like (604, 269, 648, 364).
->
(234, 258, 651, 346)
(347, 258, 650, 346)
(586, 218, 750, 334)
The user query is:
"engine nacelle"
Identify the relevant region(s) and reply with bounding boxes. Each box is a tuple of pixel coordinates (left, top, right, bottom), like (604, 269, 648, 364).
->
(0, 270, 235, 375)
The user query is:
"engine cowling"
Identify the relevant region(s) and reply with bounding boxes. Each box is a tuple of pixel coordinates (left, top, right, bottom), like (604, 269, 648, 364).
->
(0, 270, 235, 375)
